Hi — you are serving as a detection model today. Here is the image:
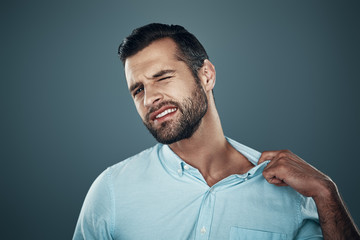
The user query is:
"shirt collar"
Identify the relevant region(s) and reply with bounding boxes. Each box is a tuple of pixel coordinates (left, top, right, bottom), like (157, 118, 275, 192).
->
(157, 137, 268, 178)
(158, 143, 185, 176)
(225, 137, 270, 179)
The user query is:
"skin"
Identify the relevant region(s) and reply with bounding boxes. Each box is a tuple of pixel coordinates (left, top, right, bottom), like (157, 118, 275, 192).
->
(124, 37, 360, 239)
(125, 38, 253, 187)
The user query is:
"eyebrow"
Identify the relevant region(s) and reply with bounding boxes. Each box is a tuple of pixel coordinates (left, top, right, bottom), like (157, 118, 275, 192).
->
(152, 69, 175, 78)
(129, 69, 176, 93)
(129, 82, 142, 93)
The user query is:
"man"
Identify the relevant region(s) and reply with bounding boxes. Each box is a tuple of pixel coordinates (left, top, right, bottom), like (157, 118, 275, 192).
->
(73, 23, 359, 239)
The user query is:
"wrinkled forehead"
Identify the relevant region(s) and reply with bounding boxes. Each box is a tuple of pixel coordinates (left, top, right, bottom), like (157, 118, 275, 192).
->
(124, 38, 182, 88)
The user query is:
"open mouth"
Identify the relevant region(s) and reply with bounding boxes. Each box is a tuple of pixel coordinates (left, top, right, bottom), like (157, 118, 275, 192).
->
(155, 108, 177, 119)
(149, 105, 178, 123)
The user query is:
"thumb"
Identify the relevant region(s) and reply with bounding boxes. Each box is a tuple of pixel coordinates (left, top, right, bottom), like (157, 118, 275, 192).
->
(258, 151, 278, 165)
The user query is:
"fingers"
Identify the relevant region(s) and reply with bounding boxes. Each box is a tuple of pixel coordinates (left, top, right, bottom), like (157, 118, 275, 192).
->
(268, 177, 288, 187)
(258, 150, 294, 165)
(262, 161, 287, 184)
(257, 151, 279, 165)
(260, 150, 293, 186)
(262, 164, 284, 184)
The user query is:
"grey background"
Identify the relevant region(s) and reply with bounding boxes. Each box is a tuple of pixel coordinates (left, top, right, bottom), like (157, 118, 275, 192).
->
(1, 0, 359, 239)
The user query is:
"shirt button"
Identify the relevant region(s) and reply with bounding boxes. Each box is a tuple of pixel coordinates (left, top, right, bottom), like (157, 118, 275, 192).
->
(177, 169, 182, 174)
(244, 177, 248, 181)
(184, 165, 190, 170)
(200, 226, 206, 234)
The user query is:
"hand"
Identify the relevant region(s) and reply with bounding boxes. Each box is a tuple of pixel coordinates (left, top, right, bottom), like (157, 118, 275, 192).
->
(258, 150, 360, 239)
(258, 150, 333, 199)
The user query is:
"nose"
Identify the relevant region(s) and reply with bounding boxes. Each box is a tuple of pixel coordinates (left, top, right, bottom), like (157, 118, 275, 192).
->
(144, 86, 163, 108)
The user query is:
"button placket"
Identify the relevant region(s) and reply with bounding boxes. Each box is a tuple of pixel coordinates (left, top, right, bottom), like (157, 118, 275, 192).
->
(195, 189, 216, 239)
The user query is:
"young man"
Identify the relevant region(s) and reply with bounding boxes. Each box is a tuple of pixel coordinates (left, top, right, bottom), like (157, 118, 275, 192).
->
(73, 23, 359, 239)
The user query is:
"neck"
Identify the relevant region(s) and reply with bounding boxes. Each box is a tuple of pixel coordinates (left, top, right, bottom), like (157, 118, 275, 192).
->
(169, 106, 226, 162)
(168, 101, 253, 186)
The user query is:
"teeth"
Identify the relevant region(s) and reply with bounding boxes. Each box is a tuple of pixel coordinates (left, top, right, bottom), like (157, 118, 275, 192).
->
(156, 108, 177, 119)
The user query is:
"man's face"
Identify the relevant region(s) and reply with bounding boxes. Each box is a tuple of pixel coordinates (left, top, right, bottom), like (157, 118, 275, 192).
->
(124, 38, 208, 144)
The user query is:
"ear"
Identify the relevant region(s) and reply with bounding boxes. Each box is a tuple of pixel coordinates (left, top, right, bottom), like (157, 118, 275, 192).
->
(198, 59, 216, 92)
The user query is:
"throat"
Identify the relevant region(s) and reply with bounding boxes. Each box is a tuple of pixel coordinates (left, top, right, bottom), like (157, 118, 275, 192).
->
(170, 137, 254, 187)
(201, 161, 254, 187)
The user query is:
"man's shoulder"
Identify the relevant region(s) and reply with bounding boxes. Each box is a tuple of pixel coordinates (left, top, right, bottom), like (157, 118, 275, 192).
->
(105, 143, 162, 177)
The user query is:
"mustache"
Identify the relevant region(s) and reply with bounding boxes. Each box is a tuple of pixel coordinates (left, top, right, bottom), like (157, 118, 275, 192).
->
(145, 100, 182, 122)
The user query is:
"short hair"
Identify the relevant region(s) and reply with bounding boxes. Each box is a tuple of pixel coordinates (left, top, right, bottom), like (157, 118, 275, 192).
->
(118, 23, 209, 80)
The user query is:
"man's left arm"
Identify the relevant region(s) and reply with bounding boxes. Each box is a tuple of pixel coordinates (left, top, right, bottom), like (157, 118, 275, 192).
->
(258, 150, 360, 240)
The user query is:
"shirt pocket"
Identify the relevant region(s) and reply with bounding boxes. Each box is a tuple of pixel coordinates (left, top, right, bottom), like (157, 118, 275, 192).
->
(229, 227, 286, 240)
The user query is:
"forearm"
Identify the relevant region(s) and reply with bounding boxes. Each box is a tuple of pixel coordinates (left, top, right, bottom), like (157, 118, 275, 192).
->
(313, 181, 360, 240)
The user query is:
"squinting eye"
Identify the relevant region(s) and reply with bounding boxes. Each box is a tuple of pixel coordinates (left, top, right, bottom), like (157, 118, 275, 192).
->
(159, 76, 171, 81)
(134, 87, 143, 97)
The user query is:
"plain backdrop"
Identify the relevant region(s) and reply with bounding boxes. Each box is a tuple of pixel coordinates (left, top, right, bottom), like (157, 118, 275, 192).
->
(1, 0, 359, 239)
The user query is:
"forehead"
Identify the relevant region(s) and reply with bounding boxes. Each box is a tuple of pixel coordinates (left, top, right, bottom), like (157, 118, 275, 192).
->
(124, 38, 181, 87)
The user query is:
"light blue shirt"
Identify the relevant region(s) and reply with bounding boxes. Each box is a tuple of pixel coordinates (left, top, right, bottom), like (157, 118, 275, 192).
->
(73, 138, 323, 239)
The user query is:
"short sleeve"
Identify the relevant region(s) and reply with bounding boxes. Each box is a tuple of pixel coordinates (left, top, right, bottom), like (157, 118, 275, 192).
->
(73, 168, 114, 240)
(295, 196, 323, 239)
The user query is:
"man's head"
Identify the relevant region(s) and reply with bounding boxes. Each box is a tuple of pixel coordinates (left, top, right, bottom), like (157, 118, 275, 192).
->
(119, 24, 216, 144)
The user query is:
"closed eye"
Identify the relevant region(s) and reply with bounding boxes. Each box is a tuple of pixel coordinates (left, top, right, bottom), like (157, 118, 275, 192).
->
(158, 76, 172, 81)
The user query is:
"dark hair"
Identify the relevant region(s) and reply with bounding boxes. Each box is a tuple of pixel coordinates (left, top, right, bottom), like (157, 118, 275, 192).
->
(118, 23, 209, 79)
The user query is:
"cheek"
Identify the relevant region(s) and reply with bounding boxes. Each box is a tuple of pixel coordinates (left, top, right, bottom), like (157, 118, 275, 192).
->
(135, 102, 147, 120)
(163, 83, 191, 99)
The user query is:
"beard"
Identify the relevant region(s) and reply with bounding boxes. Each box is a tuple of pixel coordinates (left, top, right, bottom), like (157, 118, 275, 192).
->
(143, 81, 208, 144)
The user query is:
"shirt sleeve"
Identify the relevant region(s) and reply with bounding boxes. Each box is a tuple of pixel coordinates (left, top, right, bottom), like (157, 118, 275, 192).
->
(73, 168, 114, 240)
(295, 196, 323, 240)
